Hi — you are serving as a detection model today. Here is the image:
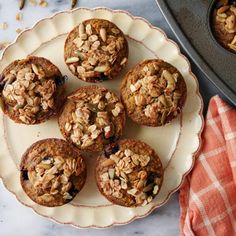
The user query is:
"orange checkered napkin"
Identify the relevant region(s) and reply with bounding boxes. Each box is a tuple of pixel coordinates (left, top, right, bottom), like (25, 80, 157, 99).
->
(179, 95, 236, 236)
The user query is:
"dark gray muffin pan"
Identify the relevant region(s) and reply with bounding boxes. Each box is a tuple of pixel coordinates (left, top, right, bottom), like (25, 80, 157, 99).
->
(156, 0, 236, 106)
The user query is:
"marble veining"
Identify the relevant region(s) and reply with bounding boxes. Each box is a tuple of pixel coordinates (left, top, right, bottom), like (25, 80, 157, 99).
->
(0, 0, 180, 235)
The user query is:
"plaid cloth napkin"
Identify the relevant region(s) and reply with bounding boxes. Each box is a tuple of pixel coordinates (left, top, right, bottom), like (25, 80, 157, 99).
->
(179, 95, 236, 236)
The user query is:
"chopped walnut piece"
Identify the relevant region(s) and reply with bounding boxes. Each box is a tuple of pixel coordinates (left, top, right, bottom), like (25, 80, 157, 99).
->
(16, 28, 23, 34)
(29, 0, 37, 6)
(39, 0, 48, 8)
(16, 12, 23, 21)
(0, 22, 8, 30)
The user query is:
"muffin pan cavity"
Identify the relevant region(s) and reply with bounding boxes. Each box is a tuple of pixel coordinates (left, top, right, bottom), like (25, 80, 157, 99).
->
(157, 0, 236, 106)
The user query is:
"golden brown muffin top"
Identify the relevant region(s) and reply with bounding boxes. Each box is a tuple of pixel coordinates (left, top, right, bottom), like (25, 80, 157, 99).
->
(58, 85, 125, 151)
(120, 59, 187, 126)
(64, 18, 128, 82)
(96, 139, 163, 207)
(0, 56, 65, 124)
(20, 138, 86, 207)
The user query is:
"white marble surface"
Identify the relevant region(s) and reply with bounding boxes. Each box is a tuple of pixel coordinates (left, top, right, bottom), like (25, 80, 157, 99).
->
(0, 0, 182, 235)
(0, 181, 180, 236)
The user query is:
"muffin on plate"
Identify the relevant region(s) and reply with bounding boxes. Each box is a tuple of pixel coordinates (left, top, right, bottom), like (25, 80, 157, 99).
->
(58, 85, 126, 152)
(0, 56, 66, 124)
(95, 139, 163, 207)
(211, 0, 236, 53)
(64, 18, 129, 82)
(20, 138, 86, 207)
(120, 59, 187, 127)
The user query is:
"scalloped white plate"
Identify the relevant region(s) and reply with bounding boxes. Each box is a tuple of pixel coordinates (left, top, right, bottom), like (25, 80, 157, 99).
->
(0, 8, 203, 228)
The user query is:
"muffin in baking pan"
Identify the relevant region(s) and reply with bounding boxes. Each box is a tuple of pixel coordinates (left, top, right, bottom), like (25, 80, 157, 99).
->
(95, 139, 163, 207)
(58, 85, 126, 152)
(211, 0, 236, 53)
(0, 56, 66, 124)
(120, 59, 187, 127)
(20, 138, 87, 207)
(64, 18, 128, 82)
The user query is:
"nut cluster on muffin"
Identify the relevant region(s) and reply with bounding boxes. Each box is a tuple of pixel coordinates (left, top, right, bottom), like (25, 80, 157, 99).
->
(212, 0, 236, 52)
(96, 139, 163, 207)
(121, 59, 187, 127)
(58, 86, 126, 151)
(20, 139, 86, 207)
(64, 18, 129, 82)
(0, 56, 66, 124)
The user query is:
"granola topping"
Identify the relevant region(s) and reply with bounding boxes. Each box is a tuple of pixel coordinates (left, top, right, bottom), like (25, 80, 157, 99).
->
(1, 63, 58, 124)
(39, 0, 48, 8)
(214, 1, 236, 52)
(26, 155, 78, 201)
(0, 22, 8, 30)
(16, 12, 23, 21)
(129, 64, 182, 125)
(99, 148, 161, 206)
(65, 20, 128, 80)
(64, 89, 124, 148)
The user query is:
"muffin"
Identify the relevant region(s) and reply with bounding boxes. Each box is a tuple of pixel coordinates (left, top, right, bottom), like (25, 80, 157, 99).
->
(58, 85, 126, 152)
(95, 139, 163, 207)
(211, 0, 236, 53)
(20, 138, 86, 207)
(64, 18, 128, 82)
(0, 56, 66, 124)
(120, 59, 187, 127)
